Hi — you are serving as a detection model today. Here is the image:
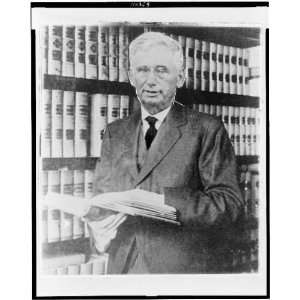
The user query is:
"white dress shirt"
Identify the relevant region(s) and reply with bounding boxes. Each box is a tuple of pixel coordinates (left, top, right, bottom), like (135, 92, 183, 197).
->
(140, 104, 172, 136)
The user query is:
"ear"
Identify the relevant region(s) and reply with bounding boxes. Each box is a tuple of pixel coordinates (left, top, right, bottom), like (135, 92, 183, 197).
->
(128, 70, 136, 88)
(176, 69, 185, 88)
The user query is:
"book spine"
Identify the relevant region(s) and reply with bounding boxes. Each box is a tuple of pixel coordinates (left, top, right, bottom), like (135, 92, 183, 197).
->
(73, 170, 85, 239)
(75, 26, 86, 78)
(209, 104, 216, 116)
(62, 26, 75, 77)
(108, 26, 119, 81)
(63, 91, 75, 157)
(192, 104, 199, 111)
(229, 47, 237, 95)
(60, 170, 74, 241)
(237, 48, 243, 95)
(198, 104, 204, 113)
(119, 26, 129, 82)
(228, 106, 235, 148)
(216, 44, 224, 93)
(120, 95, 130, 119)
(48, 25, 62, 75)
(244, 170, 252, 218)
(201, 41, 209, 91)
(242, 48, 249, 96)
(250, 108, 257, 155)
(194, 39, 201, 90)
(98, 26, 109, 80)
(245, 107, 251, 155)
(75, 92, 89, 157)
(255, 109, 260, 155)
(41, 26, 48, 75)
(41, 89, 52, 157)
(221, 105, 229, 132)
(239, 106, 246, 156)
(215, 105, 222, 120)
(56, 267, 68, 275)
(80, 262, 93, 275)
(185, 37, 194, 89)
(234, 107, 240, 155)
(41, 171, 48, 243)
(223, 45, 230, 94)
(203, 104, 210, 114)
(209, 42, 217, 92)
(85, 26, 98, 79)
(107, 94, 120, 124)
(84, 169, 94, 237)
(92, 254, 108, 274)
(47, 170, 61, 242)
(51, 89, 63, 157)
(67, 264, 80, 275)
(90, 94, 108, 157)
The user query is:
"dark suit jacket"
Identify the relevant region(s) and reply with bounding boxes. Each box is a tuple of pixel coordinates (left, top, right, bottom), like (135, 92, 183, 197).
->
(90, 103, 243, 274)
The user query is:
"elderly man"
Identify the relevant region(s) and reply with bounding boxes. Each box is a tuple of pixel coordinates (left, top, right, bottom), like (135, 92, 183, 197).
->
(87, 31, 243, 274)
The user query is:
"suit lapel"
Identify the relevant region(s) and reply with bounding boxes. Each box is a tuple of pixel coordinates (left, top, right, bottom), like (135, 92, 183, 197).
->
(135, 104, 187, 186)
(122, 109, 141, 182)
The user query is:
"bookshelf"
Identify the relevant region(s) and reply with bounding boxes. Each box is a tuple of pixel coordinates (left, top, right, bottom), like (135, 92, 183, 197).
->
(38, 22, 262, 274)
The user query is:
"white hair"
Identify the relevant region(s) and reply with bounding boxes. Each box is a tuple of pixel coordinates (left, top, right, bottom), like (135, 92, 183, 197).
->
(129, 31, 184, 71)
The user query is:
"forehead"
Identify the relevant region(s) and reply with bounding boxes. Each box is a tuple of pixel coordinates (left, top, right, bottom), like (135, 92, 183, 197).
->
(131, 45, 177, 68)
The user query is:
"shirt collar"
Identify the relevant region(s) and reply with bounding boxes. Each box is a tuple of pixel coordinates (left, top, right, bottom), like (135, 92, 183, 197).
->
(141, 104, 172, 124)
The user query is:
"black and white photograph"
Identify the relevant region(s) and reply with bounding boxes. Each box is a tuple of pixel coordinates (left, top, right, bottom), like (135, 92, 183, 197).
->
(31, 2, 268, 298)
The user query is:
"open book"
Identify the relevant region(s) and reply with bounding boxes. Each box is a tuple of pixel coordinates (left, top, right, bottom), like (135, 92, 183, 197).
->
(44, 189, 180, 225)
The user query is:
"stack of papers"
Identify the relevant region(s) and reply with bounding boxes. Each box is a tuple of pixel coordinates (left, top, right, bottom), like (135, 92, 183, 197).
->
(44, 190, 180, 225)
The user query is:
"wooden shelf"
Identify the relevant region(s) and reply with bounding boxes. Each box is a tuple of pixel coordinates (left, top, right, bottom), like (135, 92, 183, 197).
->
(42, 155, 258, 170)
(43, 74, 259, 108)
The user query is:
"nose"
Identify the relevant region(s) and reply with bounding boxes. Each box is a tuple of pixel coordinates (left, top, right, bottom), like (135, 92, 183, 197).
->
(145, 69, 157, 86)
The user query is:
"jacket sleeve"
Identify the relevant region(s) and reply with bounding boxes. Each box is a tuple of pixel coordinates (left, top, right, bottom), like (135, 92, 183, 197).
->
(164, 120, 243, 228)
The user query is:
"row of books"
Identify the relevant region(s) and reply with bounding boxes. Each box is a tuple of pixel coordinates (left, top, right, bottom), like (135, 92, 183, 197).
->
(191, 104, 260, 156)
(40, 25, 129, 82)
(168, 33, 260, 96)
(41, 169, 95, 243)
(40, 24, 260, 96)
(238, 163, 259, 219)
(43, 253, 108, 275)
(40, 90, 130, 158)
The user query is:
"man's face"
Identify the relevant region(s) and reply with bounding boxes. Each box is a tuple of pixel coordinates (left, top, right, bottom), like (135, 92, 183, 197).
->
(129, 45, 185, 114)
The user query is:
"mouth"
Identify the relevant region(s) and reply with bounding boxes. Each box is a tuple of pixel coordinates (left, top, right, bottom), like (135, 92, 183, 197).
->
(143, 90, 160, 97)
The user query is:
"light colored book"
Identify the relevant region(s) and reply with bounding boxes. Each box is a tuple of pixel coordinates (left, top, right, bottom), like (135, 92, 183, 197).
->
(74, 26, 86, 78)
(234, 107, 240, 155)
(90, 94, 108, 157)
(216, 44, 224, 93)
(193, 39, 201, 91)
(74, 92, 88, 157)
(98, 26, 109, 80)
(242, 48, 250, 96)
(62, 26, 75, 77)
(239, 106, 246, 156)
(107, 94, 120, 124)
(223, 46, 230, 94)
(51, 90, 63, 157)
(228, 106, 235, 148)
(178, 35, 186, 69)
(41, 26, 48, 75)
(67, 264, 80, 275)
(48, 25, 62, 75)
(108, 26, 119, 81)
(209, 42, 217, 92)
(118, 26, 129, 82)
(229, 46, 237, 95)
(47, 170, 61, 242)
(41, 171, 48, 243)
(245, 107, 251, 155)
(63, 91, 75, 157)
(85, 26, 98, 79)
(120, 95, 130, 119)
(41, 89, 51, 157)
(80, 262, 93, 275)
(73, 170, 85, 239)
(60, 170, 74, 241)
(185, 37, 194, 89)
(237, 48, 243, 95)
(84, 169, 94, 237)
(201, 41, 209, 91)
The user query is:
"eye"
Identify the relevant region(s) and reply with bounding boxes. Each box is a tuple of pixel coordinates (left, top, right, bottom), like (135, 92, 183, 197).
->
(136, 66, 149, 73)
(156, 66, 168, 74)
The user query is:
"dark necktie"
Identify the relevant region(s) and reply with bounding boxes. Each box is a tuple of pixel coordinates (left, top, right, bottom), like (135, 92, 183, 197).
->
(145, 116, 158, 149)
